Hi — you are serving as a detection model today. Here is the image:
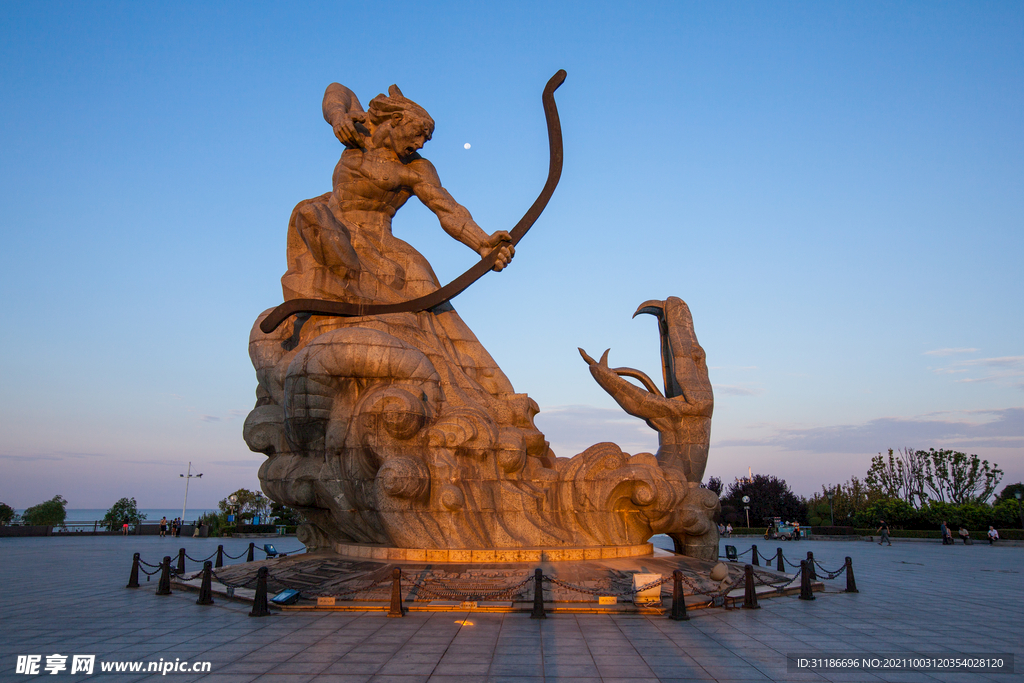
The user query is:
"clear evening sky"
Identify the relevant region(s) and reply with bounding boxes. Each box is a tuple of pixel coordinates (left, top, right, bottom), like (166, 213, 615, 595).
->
(1, 2, 1021, 509)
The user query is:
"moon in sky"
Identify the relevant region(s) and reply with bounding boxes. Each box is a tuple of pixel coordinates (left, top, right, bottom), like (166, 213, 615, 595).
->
(464, 143, 471, 149)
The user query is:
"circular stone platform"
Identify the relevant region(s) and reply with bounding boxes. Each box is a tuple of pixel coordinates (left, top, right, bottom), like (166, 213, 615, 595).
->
(330, 542, 654, 563)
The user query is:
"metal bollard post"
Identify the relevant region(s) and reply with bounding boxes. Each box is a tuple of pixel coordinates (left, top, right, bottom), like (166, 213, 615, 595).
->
(176, 548, 186, 574)
(530, 568, 546, 619)
(215, 544, 224, 568)
(669, 570, 689, 621)
(776, 548, 784, 572)
(197, 561, 214, 605)
(249, 566, 270, 617)
(126, 553, 140, 589)
(799, 560, 814, 600)
(845, 557, 858, 593)
(743, 565, 760, 609)
(751, 544, 759, 566)
(246, 542, 255, 562)
(805, 551, 816, 581)
(387, 567, 404, 618)
(156, 556, 172, 595)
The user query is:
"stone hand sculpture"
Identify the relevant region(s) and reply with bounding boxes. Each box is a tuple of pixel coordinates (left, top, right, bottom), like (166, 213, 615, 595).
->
(579, 297, 720, 559)
(244, 73, 720, 560)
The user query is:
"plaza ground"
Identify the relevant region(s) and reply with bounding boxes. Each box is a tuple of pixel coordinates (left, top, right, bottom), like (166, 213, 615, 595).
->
(0, 534, 1019, 682)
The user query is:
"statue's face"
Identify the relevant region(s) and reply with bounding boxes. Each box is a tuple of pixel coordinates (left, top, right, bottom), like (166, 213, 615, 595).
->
(389, 113, 433, 160)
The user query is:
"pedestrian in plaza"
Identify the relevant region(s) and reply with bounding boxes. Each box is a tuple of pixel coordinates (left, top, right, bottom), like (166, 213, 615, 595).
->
(958, 526, 970, 544)
(159, 516, 167, 538)
(725, 523, 733, 538)
(987, 526, 999, 545)
(121, 516, 130, 536)
(940, 520, 952, 545)
(877, 519, 891, 546)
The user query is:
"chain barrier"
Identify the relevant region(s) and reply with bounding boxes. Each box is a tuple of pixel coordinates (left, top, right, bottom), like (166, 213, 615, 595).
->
(812, 560, 847, 580)
(221, 549, 249, 560)
(170, 567, 206, 581)
(184, 550, 218, 563)
(751, 568, 802, 593)
(210, 569, 261, 590)
(138, 564, 162, 577)
(409, 575, 533, 602)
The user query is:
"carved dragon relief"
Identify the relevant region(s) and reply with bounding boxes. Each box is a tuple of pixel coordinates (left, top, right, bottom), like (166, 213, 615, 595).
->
(243, 72, 721, 560)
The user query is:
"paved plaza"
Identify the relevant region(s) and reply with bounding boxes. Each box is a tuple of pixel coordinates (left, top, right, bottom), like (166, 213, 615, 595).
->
(1, 535, 1020, 682)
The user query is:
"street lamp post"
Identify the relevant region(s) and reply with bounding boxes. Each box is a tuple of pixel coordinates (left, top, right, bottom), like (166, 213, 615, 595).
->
(742, 495, 750, 529)
(1015, 491, 1023, 529)
(180, 462, 203, 525)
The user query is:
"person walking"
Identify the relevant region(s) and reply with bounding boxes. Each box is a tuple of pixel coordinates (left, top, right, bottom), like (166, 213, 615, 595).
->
(877, 519, 891, 546)
(160, 516, 167, 538)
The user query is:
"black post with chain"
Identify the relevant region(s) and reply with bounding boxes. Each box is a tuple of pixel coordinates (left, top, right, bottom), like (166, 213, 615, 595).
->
(247, 542, 255, 562)
(126, 553, 140, 589)
(776, 548, 784, 572)
(249, 567, 270, 617)
(530, 569, 546, 619)
(197, 562, 214, 605)
(751, 544, 759, 566)
(799, 561, 814, 600)
(845, 556, 858, 593)
(669, 570, 689, 621)
(215, 545, 224, 568)
(388, 568, 405, 618)
(156, 556, 172, 595)
(743, 565, 760, 609)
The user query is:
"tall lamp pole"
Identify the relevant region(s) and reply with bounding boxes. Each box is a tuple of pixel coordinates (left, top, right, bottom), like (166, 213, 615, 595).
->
(1015, 491, 1023, 529)
(742, 495, 751, 529)
(180, 462, 203, 524)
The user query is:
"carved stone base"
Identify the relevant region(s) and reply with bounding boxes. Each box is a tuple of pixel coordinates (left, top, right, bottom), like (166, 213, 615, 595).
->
(331, 542, 654, 563)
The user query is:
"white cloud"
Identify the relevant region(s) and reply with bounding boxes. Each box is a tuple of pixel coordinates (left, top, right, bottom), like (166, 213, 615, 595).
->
(715, 384, 762, 396)
(715, 407, 1024, 453)
(923, 348, 979, 357)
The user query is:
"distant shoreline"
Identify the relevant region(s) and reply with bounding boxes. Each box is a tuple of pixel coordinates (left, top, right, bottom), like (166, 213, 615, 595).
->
(13, 508, 216, 522)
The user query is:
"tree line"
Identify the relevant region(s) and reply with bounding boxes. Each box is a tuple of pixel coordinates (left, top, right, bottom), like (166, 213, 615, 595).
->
(709, 448, 1021, 531)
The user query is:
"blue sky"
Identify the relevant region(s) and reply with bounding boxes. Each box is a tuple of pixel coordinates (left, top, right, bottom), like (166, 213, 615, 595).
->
(1, 1, 1021, 509)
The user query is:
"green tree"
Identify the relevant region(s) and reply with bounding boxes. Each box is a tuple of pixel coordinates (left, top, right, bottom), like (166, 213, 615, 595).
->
(22, 495, 68, 526)
(270, 502, 302, 526)
(722, 474, 806, 526)
(807, 477, 881, 526)
(995, 482, 1024, 503)
(101, 497, 147, 531)
(0, 502, 15, 525)
(919, 449, 1002, 504)
(704, 476, 723, 496)
(218, 488, 271, 523)
(865, 448, 928, 507)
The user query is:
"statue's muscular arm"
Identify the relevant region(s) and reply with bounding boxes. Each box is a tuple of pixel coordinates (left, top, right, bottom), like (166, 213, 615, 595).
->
(407, 158, 515, 270)
(323, 83, 367, 148)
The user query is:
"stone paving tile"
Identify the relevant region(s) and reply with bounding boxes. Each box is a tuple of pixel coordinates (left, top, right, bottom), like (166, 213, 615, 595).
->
(2, 537, 1023, 682)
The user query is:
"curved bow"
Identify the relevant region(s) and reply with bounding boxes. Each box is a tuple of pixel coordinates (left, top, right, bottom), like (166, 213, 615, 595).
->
(260, 69, 567, 334)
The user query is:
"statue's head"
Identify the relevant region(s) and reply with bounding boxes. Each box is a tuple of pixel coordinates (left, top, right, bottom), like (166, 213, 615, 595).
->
(368, 85, 435, 160)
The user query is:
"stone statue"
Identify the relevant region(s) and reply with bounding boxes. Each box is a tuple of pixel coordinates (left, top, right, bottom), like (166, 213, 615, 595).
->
(244, 72, 721, 560)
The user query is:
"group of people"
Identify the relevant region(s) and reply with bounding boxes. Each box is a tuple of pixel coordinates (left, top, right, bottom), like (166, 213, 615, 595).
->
(717, 522, 733, 537)
(159, 516, 185, 538)
(938, 520, 1001, 545)
(879, 519, 1003, 546)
